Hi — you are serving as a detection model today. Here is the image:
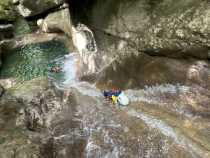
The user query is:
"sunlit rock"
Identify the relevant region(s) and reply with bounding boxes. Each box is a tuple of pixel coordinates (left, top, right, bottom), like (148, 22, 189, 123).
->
(17, 0, 64, 17)
(38, 8, 72, 37)
(0, 78, 16, 89)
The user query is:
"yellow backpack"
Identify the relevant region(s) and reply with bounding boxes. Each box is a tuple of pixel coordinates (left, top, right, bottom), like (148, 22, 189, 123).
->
(111, 95, 118, 104)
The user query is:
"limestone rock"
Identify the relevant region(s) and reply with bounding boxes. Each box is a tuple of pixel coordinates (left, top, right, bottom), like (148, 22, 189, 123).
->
(8, 77, 48, 101)
(87, 0, 210, 60)
(0, 78, 17, 89)
(1, 74, 210, 158)
(17, 0, 65, 17)
(38, 8, 72, 37)
(0, 93, 39, 158)
(96, 53, 210, 89)
(12, 0, 19, 4)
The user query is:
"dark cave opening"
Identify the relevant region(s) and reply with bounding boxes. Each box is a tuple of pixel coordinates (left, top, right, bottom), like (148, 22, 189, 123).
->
(67, 0, 97, 25)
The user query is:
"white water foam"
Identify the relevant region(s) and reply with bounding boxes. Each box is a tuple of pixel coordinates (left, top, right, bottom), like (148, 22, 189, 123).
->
(126, 84, 190, 105)
(62, 53, 80, 84)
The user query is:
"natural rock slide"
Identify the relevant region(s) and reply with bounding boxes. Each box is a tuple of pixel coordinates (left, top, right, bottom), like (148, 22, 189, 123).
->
(0, 0, 210, 158)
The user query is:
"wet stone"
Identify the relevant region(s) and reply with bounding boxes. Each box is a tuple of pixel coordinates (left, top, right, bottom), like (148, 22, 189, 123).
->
(0, 85, 4, 97)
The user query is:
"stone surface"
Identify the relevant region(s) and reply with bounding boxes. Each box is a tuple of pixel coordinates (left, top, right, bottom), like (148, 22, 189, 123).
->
(69, 0, 210, 63)
(1, 78, 210, 157)
(38, 8, 72, 37)
(0, 78, 17, 89)
(0, 24, 14, 40)
(87, 0, 210, 59)
(70, 0, 210, 89)
(0, 78, 50, 157)
(17, 0, 65, 17)
(0, 0, 16, 21)
(0, 93, 39, 158)
(96, 53, 210, 89)
(8, 77, 48, 101)
(0, 32, 68, 51)
(0, 84, 4, 97)
(0, 0, 210, 157)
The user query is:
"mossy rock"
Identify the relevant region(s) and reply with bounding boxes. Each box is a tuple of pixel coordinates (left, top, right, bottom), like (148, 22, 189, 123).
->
(17, 0, 65, 17)
(0, 0, 16, 21)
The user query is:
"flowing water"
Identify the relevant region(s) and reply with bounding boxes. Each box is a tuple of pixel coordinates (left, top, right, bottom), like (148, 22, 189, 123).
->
(0, 28, 210, 158)
(46, 51, 210, 157)
(64, 82, 210, 158)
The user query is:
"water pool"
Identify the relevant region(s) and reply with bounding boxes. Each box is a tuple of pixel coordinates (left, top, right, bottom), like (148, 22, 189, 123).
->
(0, 40, 69, 81)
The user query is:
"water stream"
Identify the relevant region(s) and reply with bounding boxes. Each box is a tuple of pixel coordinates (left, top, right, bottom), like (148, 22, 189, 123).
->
(0, 26, 210, 158)
(47, 51, 210, 157)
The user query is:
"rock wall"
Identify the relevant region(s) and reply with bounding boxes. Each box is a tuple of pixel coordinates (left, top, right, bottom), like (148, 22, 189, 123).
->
(38, 7, 72, 37)
(72, 0, 210, 88)
(88, 0, 210, 59)
(0, 0, 73, 70)
(16, 0, 65, 17)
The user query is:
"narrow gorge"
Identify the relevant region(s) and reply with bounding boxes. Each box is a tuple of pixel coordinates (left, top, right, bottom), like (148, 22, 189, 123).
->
(0, 0, 210, 158)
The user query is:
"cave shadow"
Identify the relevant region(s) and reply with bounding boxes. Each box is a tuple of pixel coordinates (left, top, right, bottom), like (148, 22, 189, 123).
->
(67, 0, 138, 29)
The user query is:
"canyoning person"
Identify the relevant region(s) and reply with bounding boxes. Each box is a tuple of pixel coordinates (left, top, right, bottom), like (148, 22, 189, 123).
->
(103, 89, 121, 104)
(103, 89, 118, 103)
(50, 66, 62, 73)
(103, 89, 129, 106)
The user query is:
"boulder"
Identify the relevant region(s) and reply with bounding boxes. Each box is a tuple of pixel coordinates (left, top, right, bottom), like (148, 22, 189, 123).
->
(0, 92, 39, 158)
(0, 24, 14, 40)
(0, 78, 17, 89)
(13, 18, 31, 36)
(0, 0, 16, 21)
(37, 8, 72, 37)
(17, 0, 65, 17)
(79, 0, 210, 60)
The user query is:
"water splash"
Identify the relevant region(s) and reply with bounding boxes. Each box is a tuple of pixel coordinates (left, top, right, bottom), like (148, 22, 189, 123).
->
(126, 84, 190, 105)
(72, 23, 98, 74)
(63, 54, 79, 84)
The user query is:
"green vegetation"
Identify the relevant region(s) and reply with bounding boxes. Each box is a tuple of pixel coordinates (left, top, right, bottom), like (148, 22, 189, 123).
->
(0, 0, 16, 21)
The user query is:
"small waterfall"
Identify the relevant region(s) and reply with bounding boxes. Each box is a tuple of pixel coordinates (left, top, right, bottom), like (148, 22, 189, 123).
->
(72, 23, 98, 74)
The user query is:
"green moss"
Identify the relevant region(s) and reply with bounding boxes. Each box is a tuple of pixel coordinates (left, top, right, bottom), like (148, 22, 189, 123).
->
(0, 0, 16, 21)
(14, 18, 32, 36)
(0, 137, 6, 144)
